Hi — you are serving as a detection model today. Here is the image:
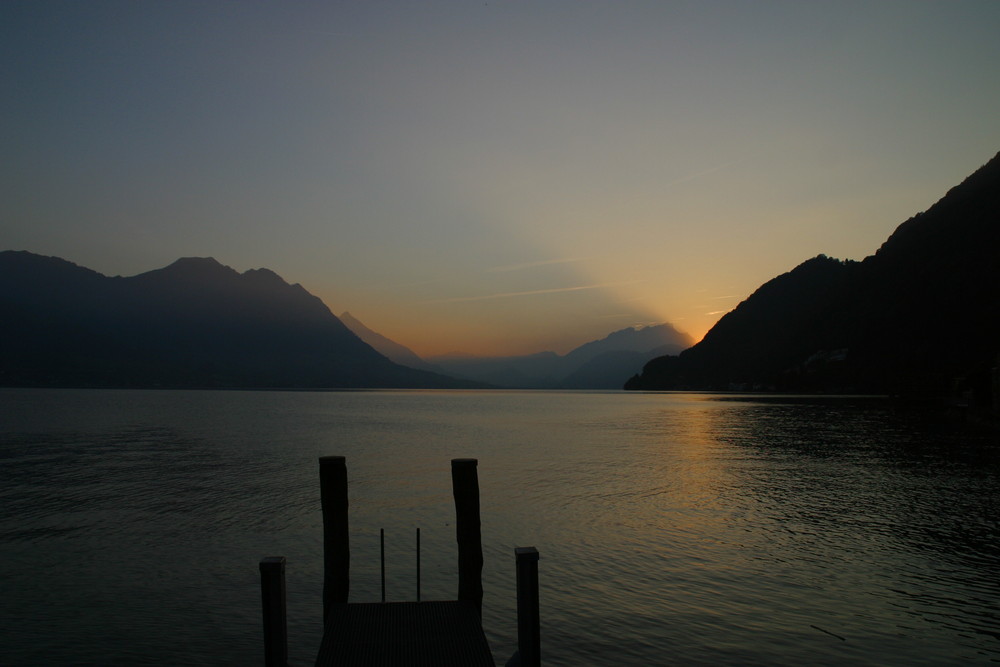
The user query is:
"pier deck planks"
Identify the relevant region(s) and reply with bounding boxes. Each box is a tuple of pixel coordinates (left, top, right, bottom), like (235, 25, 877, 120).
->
(315, 600, 495, 667)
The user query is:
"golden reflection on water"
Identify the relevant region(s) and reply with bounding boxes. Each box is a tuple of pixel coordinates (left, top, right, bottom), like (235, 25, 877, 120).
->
(3, 390, 999, 666)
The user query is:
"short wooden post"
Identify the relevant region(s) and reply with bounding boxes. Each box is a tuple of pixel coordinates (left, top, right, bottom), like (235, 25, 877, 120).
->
(451, 458, 484, 615)
(992, 360, 999, 414)
(319, 456, 349, 620)
(259, 556, 288, 667)
(515, 547, 541, 667)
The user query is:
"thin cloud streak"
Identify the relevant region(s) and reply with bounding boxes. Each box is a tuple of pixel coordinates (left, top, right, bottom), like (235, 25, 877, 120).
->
(420, 281, 640, 304)
(487, 257, 587, 273)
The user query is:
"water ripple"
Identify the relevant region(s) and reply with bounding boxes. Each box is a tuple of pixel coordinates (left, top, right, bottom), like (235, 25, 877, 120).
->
(2, 389, 999, 666)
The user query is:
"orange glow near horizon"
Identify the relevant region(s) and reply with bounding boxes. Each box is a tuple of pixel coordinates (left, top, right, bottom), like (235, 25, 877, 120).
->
(5, 2, 997, 361)
(328, 281, 725, 359)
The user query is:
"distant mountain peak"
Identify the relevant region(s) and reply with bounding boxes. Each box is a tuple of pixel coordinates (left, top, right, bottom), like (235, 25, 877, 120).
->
(339, 311, 437, 372)
(146, 256, 236, 280)
(167, 256, 224, 269)
(426, 321, 692, 389)
(564, 321, 693, 363)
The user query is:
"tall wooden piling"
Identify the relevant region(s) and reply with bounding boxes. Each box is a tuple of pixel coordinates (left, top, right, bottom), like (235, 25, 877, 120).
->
(320, 455, 350, 620)
(515, 547, 541, 667)
(259, 556, 288, 667)
(451, 458, 484, 615)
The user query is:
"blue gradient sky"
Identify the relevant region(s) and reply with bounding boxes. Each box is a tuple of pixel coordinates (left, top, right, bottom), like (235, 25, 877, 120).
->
(4, 1, 999, 356)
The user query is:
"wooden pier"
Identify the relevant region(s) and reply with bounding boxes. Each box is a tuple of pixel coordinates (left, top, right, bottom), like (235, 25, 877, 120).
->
(259, 457, 541, 667)
(315, 601, 494, 666)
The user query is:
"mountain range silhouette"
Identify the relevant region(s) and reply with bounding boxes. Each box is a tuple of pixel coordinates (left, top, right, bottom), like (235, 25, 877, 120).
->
(626, 150, 1000, 404)
(5, 151, 997, 395)
(0, 254, 480, 389)
(424, 323, 692, 389)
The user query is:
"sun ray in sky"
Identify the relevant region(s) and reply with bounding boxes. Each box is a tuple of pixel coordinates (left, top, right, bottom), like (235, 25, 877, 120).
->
(2, 1, 999, 356)
(486, 257, 588, 273)
(419, 281, 643, 305)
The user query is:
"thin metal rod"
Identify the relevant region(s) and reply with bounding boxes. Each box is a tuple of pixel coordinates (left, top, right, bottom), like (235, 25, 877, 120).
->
(416, 527, 421, 602)
(380, 528, 386, 603)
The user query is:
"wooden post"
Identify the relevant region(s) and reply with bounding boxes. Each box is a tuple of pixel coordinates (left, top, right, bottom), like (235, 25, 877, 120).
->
(451, 458, 483, 615)
(992, 359, 999, 415)
(259, 556, 288, 667)
(515, 547, 541, 667)
(319, 456, 349, 620)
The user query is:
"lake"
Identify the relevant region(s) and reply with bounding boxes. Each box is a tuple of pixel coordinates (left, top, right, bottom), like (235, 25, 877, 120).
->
(1, 388, 998, 666)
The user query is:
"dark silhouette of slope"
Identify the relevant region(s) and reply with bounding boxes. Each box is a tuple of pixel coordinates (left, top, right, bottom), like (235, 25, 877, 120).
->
(626, 151, 1000, 396)
(0, 252, 480, 389)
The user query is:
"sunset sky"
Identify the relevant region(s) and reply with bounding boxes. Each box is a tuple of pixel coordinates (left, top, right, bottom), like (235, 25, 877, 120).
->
(4, 1, 999, 357)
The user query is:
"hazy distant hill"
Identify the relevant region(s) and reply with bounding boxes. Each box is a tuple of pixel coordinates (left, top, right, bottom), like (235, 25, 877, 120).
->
(429, 323, 692, 389)
(426, 351, 563, 389)
(0, 253, 479, 389)
(339, 311, 438, 372)
(627, 150, 1000, 401)
(560, 343, 686, 390)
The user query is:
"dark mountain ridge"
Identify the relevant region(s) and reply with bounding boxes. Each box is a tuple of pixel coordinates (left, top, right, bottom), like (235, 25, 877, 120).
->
(0, 252, 479, 389)
(626, 150, 1000, 399)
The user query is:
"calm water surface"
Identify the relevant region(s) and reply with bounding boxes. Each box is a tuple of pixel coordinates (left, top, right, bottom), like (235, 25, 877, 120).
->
(1, 389, 998, 666)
